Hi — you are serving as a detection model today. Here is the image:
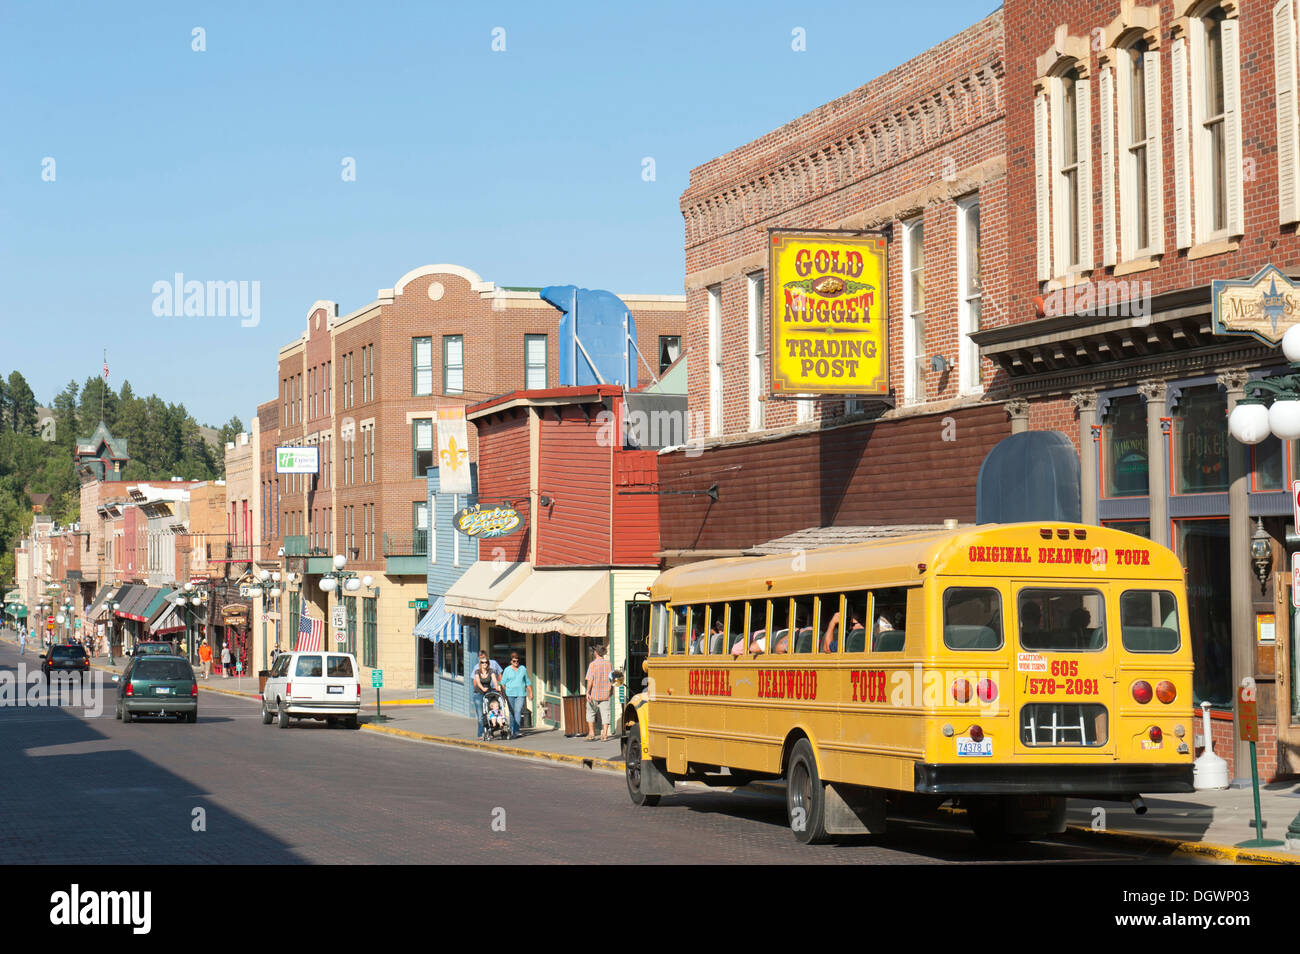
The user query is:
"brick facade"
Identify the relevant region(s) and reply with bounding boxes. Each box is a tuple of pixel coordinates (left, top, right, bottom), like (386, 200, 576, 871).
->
(681, 10, 1006, 436)
(251, 264, 684, 686)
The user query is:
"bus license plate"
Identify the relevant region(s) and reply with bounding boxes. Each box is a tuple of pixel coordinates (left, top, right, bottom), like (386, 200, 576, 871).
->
(328, 686, 343, 694)
(956, 737, 993, 757)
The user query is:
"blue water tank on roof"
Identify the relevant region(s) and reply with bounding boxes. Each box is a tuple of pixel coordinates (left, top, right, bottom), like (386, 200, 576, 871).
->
(541, 285, 638, 388)
(976, 431, 1081, 524)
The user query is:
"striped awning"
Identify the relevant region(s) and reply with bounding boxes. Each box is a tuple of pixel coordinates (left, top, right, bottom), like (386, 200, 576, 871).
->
(85, 585, 115, 621)
(414, 597, 460, 642)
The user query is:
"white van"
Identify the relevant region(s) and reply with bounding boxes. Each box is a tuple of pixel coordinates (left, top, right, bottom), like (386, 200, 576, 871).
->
(261, 650, 362, 729)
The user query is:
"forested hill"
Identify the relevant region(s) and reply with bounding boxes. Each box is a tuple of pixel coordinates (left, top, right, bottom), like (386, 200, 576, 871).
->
(0, 371, 242, 585)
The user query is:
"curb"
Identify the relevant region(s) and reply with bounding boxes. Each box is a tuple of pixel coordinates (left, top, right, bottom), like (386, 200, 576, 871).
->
(360, 721, 625, 773)
(928, 803, 1299, 865)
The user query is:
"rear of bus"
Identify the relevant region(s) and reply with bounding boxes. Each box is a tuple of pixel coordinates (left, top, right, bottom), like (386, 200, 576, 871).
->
(921, 524, 1194, 835)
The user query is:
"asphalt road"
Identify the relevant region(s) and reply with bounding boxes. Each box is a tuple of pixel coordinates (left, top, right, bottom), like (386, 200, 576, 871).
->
(0, 641, 1205, 865)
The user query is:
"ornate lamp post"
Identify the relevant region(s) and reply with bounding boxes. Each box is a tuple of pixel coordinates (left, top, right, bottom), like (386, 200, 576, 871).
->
(318, 554, 362, 653)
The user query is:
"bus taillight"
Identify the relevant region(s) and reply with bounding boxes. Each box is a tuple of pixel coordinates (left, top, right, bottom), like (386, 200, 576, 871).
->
(1155, 681, 1176, 704)
(969, 725, 984, 742)
(1132, 680, 1153, 704)
(952, 679, 973, 703)
(976, 679, 997, 703)
(1148, 726, 1162, 744)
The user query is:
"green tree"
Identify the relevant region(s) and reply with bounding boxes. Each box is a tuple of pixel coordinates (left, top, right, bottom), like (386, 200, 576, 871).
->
(78, 376, 118, 433)
(7, 371, 37, 435)
(51, 379, 79, 451)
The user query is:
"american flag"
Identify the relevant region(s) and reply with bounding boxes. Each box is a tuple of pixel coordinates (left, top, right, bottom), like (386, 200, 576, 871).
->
(297, 612, 323, 652)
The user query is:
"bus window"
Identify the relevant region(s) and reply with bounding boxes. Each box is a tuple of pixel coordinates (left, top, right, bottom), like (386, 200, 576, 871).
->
(844, 592, 869, 653)
(770, 599, 792, 654)
(671, 605, 688, 654)
(818, 594, 843, 652)
(942, 587, 1003, 650)
(1119, 590, 1180, 653)
(701, 603, 727, 655)
(792, 596, 817, 654)
(872, 588, 908, 652)
(736, 599, 768, 655)
(1018, 588, 1106, 652)
(725, 601, 747, 654)
(650, 603, 668, 655)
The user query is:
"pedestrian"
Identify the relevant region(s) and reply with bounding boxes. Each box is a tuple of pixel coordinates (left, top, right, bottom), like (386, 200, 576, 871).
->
(221, 642, 232, 678)
(18, 628, 26, 655)
(198, 638, 212, 679)
(470, 657, 500, 740)
(500, 652, 533, 739)
(584, 643, 613, 742)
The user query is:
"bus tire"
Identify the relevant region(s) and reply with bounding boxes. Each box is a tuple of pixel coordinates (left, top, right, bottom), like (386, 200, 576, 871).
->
(786, 739, 829, 844)
(625, 725, 660, 807)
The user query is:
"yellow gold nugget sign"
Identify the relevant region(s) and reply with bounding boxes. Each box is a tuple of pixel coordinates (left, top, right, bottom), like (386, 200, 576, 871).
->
(769, 229, 889, 397)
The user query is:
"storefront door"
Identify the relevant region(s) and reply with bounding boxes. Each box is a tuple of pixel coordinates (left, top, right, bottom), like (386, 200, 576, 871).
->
(1177, 519, 1233, 709)
(1277, 540, 1300, 775)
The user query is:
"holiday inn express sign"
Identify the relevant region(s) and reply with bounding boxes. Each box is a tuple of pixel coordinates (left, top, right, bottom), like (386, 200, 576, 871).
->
(1212, 264, 1300, 346)
(768, 229, 889, 397)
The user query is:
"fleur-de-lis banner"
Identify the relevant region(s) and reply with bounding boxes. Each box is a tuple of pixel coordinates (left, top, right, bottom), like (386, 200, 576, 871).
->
(437, 405, 472, 494)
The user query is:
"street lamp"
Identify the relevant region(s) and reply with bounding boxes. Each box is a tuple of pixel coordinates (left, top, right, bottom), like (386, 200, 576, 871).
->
(318, 554, 362, 652)
(1227, 326, 1300, 444)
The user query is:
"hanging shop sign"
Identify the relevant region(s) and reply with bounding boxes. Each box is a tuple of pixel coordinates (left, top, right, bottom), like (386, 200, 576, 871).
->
(454, 503, 521, 538)
(274, 445, 319, 474)
(768, 229, 889, 397)
(1212, 264, 1300, 346)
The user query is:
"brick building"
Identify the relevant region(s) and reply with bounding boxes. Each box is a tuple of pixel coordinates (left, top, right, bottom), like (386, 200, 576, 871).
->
(984, 0, 1300, 779)
(253, 264, 684, 687)
(663, 10, 1010, 557)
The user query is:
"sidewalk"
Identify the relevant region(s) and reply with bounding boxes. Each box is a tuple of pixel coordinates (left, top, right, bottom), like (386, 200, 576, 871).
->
(1, 627, 1294, 861)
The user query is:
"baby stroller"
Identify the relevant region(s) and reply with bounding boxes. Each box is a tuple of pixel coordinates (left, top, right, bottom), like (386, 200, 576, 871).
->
(481, 690, 511, 741)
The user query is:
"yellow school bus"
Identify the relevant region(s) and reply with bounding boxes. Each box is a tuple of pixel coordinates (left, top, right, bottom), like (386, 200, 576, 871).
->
(622, 522, 1194, 843)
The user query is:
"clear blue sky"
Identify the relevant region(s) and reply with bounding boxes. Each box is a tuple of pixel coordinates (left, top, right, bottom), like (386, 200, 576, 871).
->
(0, 0, 997, 427)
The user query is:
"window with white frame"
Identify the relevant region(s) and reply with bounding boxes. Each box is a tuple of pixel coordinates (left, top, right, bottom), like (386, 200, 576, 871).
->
(1034, 54, 1093, 280)
(1171, 3, 1242, 246)
(443, 335, 464, 395)
(1276, 0, 1300, 225)
(746, 272, 764, 431)
(1054, 67, 1091, 273)
(707, 285, 722, 436)
(525, 334, 547, 390)
(957, 196, 983, 393)
(1113, 36, 1164, 261)
(413, 337, 433, 397)
(902, 216, 926, 404)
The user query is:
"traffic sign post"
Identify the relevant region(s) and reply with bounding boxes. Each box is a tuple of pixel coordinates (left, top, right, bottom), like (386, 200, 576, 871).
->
(371, 669, 387, 722)
(1236, 678, 1283, 848)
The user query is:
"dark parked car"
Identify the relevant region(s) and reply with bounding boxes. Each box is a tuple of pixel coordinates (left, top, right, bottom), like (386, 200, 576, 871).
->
(131, 640, 178, 657)
(41, 644, 89, 680)
(116, 655, 198, 723)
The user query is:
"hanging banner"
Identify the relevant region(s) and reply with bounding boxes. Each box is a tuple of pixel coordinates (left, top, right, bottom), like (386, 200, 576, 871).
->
(769, 229, 889, 397)
(436, 405, 472, 494)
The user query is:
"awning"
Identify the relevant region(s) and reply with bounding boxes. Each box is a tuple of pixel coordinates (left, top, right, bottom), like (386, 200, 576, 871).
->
(443, 562, 533, 620)
(85, 585, 115, 620)
(414, 596, 460, 642)
(3, 590, 19, 604)
(115, 585, 158, 623)
(495, 569, 609, 638)
(4, 603, 27, 618)
(148, 600, 186, 636)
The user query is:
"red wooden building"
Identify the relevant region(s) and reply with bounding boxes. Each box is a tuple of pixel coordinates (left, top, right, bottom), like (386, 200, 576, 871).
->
(447, 385, 664, 734)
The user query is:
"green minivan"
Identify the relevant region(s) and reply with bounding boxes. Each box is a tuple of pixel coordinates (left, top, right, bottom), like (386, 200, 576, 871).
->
(116, 655, 199, 723)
